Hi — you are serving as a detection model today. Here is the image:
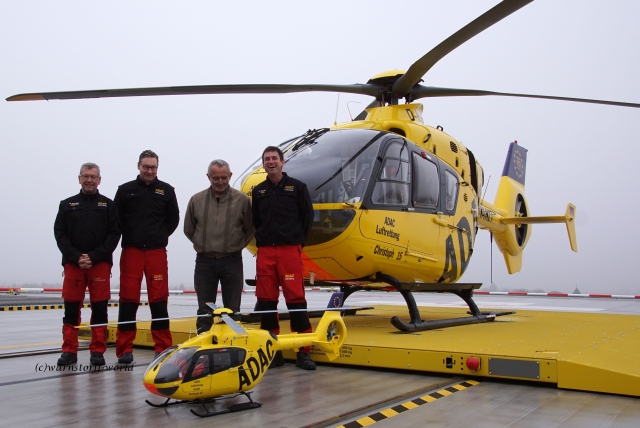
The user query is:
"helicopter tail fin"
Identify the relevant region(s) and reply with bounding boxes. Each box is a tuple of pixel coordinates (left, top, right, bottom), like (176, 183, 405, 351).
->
(487, 142, 577, 274)
(311, 311, 347, 361)
(491, 142, 530, 273)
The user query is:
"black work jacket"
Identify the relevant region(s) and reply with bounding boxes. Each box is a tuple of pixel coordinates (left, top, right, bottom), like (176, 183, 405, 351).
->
(114, 176, 180, 249)
(252, 173, 313, 247)
(54, 190, 121, 266)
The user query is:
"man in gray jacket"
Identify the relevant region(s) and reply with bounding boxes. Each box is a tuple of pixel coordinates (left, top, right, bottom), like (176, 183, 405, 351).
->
(184, 159, 254, 333)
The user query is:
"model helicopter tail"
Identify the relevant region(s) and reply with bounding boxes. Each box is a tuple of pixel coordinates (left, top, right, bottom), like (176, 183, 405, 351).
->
(478, 142, 577, 274)
(275, 311, 347, 361)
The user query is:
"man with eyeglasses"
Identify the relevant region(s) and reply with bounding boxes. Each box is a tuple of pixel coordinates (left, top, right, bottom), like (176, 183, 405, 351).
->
(114, 150, 180, 364)
(54, 162, 121, 366)
(184, 160, 254, 333)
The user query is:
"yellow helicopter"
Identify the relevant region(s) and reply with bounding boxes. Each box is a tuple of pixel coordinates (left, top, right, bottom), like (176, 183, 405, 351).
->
(7, 0, 640, 332)
(142, 306, 347, 417)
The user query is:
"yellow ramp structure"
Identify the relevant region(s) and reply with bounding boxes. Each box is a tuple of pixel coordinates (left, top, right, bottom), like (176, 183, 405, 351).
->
(90, 305, 640, 397)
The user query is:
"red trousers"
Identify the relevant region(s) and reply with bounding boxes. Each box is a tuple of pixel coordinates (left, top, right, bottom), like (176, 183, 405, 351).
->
(256, 245, 306, 303)
(61, 262, 111, 354)
(116, 247, 172, 355)
(256, 245, 312, 351)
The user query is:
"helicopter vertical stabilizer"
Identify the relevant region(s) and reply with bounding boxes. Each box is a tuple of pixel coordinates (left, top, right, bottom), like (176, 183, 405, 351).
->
(489, 142, 530, 273)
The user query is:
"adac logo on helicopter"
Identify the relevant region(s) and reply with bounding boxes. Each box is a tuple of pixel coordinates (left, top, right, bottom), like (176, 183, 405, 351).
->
(238, 339, 275, 389)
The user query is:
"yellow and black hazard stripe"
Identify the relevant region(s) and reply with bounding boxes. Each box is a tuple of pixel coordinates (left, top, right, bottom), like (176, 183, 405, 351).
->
(0, 302, 149, 311)
(338, 380, 480, 428)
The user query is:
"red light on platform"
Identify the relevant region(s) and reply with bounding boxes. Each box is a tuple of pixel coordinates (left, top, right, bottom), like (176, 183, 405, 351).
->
(466, 357, 480, 371)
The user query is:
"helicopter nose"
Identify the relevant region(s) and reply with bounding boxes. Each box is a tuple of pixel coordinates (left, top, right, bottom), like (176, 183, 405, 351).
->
(144, 382, 163, 397)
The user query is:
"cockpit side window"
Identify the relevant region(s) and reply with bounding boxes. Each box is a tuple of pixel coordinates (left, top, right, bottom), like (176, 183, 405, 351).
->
(371, 141, 410, 206)
(412, 153, 439, 209)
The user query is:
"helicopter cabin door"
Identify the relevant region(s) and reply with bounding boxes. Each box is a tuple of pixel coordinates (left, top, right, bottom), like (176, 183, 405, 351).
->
(181, 348, 246, 396)
(359, 138, 418, 281)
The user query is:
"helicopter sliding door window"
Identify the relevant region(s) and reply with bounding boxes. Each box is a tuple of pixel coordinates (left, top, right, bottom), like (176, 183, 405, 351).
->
(184, 351, 211, 381)
(412, 153, 439, 209)
(371, 141, 410, 206)
(444, 169, 459, 214)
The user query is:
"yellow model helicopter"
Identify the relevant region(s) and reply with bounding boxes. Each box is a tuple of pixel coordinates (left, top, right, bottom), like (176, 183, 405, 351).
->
(7, 0, 640, 332)
(143, 306, 347, 417)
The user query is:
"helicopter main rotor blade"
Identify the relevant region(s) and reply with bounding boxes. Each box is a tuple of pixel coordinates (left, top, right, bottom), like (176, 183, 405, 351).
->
(410, 85, 640, 108)
(6, 83, 380, 102)
(392, 0, 534, 97)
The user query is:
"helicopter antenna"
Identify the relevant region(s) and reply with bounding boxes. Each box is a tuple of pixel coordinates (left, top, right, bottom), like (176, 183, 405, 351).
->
(334, 93, 340, 126)
(480, 175, 492, 206)
(346, 101, 361, 121)
(490, 232, 494, 286)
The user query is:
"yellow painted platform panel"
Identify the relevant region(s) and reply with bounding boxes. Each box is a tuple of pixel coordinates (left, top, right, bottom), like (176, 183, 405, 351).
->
(89, 305, 640, 397)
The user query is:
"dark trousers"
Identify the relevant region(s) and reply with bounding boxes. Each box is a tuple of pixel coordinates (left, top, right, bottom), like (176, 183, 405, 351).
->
(194, 252, 244, 333)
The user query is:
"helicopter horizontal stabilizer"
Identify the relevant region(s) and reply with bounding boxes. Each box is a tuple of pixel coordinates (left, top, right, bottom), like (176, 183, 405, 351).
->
(501, 203, 577, 252)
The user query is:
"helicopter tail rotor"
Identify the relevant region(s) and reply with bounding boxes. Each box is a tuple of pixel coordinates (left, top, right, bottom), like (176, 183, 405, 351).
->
(311, 311, 347, 361)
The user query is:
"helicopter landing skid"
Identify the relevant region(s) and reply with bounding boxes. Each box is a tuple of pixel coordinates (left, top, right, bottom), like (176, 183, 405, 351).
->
(340, 274, 515, 333)
(190, 392, 261, 418)
(145, 396, 217, 408)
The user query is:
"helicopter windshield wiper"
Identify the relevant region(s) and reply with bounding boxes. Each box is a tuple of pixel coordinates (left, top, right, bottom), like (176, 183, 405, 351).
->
(291, 128, 329, 152)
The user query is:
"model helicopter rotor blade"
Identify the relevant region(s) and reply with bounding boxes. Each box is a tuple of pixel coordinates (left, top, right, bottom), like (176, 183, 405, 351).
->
(6, 83, 380, 102)
(410, 85, 640, 108)
(220, 314, 248, 336)
(392, 0, 534, 97)
(79, 313, 211, 328)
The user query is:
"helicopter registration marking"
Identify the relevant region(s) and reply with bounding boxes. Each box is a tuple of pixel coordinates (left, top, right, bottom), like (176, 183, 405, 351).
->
(479, 207, 496, 222)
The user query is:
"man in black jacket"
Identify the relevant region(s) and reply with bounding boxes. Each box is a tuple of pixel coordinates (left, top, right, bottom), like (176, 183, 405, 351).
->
(252, 146, 316, 370)
(54, 162, 121, 366)
(114, 150, 180, 364)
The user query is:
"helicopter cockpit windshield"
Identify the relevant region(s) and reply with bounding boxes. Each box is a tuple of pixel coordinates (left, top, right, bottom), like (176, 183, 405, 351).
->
(283, 129, 384, 204)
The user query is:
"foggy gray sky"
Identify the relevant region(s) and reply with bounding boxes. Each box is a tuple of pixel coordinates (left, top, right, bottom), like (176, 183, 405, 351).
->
(1, 1, 639, 294)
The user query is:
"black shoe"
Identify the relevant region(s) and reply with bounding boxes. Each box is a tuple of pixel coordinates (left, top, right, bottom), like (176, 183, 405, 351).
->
(296, 352, 316, 371)
(90, 352, 105, 366)
(57, 352, 77, 366)
(270, 350, 285, 368)
(118, 352, 133, 364)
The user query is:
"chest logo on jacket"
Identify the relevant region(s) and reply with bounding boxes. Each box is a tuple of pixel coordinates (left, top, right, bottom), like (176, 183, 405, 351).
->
(284, 185, 294, 192)
(97, 202, 107, 207)
(155, 189, 165, 196)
